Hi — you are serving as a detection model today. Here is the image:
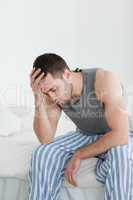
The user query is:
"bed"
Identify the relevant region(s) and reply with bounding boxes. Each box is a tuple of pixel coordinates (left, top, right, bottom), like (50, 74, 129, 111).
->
(0, 133, 104, 200)
(0, 105, 105, 200)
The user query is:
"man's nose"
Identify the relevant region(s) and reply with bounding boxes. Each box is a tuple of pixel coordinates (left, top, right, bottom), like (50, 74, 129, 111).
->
(49, 92, 57, 103)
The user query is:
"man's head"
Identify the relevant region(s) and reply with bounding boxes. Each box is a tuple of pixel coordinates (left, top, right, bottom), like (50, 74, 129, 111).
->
(33, 53, 74, 106)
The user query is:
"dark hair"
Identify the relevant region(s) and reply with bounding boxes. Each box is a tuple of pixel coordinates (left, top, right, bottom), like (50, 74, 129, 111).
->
(33, 53, 70, 79)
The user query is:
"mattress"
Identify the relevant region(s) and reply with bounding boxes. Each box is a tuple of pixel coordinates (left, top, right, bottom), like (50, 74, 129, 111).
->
(0, 177, 104, 200)
(0, 131, 104, 200)
(0, 177, 28, 200)
(0, 131, 40, 179)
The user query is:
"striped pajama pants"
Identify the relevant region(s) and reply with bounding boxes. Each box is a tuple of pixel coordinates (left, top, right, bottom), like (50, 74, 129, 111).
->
(28, 130, 133, 200)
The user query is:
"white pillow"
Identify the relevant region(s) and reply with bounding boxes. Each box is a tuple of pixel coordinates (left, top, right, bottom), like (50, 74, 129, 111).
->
(9, 106, 76, 136)
(8, 106, 34, 133)
(0, 106, 21, 137)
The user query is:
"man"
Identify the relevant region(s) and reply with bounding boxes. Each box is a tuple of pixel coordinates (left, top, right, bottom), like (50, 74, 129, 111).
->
(28, 53, 133, 200)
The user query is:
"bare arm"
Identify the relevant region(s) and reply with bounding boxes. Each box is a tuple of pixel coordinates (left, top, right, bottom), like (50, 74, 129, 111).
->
(33, 94, 62, 144)
(30, 67, 62, 144)
(75, 70, 129, 159)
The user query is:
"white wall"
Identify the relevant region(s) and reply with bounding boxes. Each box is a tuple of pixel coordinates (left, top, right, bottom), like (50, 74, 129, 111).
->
(0, 0, 132, 108)
(0, 0, 78, 107)
(76, 0, 133, 86)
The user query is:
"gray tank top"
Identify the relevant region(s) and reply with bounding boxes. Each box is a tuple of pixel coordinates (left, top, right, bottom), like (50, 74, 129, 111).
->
(61, 68, 129, 135)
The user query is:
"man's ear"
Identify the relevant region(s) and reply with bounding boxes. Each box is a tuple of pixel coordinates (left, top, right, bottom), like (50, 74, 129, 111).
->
(63, 69, 71, 80)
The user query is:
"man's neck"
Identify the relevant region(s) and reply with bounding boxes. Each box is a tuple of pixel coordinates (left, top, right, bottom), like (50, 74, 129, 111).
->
(71, 71, 83, 102)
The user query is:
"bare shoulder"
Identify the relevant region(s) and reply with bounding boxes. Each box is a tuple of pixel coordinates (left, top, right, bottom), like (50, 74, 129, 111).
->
(95, 68, 122, 101)
(95, 68, 121, 84)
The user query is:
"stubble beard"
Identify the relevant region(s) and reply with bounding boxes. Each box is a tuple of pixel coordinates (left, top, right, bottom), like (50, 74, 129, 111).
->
(61, 82, 73, 106)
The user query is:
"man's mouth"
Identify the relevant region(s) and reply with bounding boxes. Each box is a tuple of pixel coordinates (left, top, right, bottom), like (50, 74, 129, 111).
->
(56, 100, 63, 107)
(54, 99, 60, 104)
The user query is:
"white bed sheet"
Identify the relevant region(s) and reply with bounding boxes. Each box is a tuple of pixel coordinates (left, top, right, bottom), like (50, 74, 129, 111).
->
(0, 131, 104, 189)
(0, 177, 104, 200)
(0, 130, 104, 200)
(0, 131, 40, 179)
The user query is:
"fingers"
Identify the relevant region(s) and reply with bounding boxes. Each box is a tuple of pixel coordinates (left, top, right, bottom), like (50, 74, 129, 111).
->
(30, 67, 36, 77)
(69, 172, 77, 186)
(30, 68, 45, 86)
(35, 72, 45, 84)
(64, 169, 77, 187)
(64, 170, 68, 181)
(31, 68, 41, 80)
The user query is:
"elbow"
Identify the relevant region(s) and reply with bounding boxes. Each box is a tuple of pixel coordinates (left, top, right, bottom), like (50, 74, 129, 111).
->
(33, 129, 54, 145)
(39, 138, 53, 145)
(121, 137, 129, 145)
(40, 140, 53, 145)
(120, 130, 129, 145)
(118, 139, 128, 145)
(115, 132, 129, 145)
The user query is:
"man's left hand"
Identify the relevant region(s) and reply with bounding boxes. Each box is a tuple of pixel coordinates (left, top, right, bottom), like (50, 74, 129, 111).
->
(64, 151, 81, 187)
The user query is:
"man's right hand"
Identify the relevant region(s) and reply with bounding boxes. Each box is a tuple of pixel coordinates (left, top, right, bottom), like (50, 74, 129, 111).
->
(29, 67, 45, 107)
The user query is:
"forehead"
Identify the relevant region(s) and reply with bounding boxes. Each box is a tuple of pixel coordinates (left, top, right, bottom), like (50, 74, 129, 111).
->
(42, 73, 54, 88)
(41, 73, 60, 90)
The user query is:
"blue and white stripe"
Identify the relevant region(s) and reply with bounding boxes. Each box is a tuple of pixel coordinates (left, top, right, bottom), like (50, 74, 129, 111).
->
(28, 131, 133, 200)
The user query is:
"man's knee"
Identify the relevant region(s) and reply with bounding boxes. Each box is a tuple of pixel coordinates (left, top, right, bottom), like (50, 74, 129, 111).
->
(31, 142, 63, 168)
(32, 143, 45, 158)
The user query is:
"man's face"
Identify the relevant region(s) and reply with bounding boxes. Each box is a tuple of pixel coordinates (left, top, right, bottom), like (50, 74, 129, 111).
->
(39, 72, 73, 107)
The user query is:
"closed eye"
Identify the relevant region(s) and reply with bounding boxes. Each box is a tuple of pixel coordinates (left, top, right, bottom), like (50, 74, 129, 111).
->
(51, 87, 56, 92)
(43, 87, 56, 95)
